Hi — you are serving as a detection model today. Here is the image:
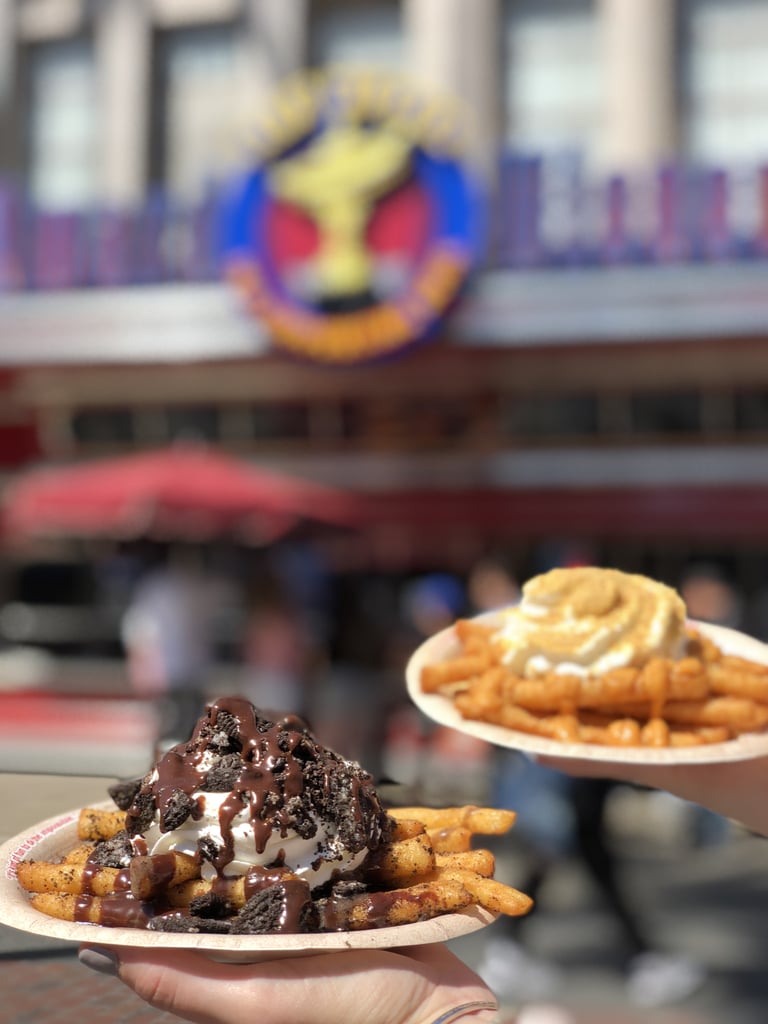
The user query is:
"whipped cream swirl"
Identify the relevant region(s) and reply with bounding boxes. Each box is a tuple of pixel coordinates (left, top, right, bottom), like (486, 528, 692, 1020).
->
(495, 567, 687, 678)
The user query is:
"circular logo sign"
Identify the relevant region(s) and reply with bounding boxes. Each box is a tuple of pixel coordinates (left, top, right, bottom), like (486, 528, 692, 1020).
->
(225, 67, 483, 364)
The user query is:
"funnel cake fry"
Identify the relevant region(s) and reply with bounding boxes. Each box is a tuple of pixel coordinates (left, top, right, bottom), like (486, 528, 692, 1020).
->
(426, 826, 473, 853)
(166, 868, 303, 911)
(507, 657, 708, 713)
(434, 850, 495, 877)
(436, 869, 533, 917)
(389, 806, 517, 835)
(16, 861, 123, 897)
(325, 879, 475, 930)
(130, 852, 201, 900)
(29, 891, 154, 928)
(78, 808, 127, 842)
(421, 653, 491, 693)
(389, 818, 426, 841)
(708, 660, 768, 703)
(63, 845, 93, 866)
(364, 833, 436, 886)
(591, 697, 768, 732)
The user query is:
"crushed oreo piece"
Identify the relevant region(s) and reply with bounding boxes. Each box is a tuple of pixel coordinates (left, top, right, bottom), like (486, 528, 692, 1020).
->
(126, 790, 156, 834)
(160, 790, 196, 832)
(189, 892, 234, 919)
(149, 913, 232, 934)
(87, 830, 133, 868)
(214, 709, 241, 739)
(200, 710, 242, 754)
(108, 779, 143, 811)
(203, 753, 243, 792)
(230, 881, 316, 935)
(196, 835, 221, 866)
(328, 879, 369, 899)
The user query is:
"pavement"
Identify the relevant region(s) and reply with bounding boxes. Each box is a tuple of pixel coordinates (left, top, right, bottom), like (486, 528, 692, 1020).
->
(0, 773, 176, 1023)
(2, 708, 768, 1023)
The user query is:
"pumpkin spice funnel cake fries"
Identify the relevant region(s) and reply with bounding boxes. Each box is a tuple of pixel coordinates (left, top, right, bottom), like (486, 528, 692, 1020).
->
(421, 566, 768, 747)
(16, 697, 532, 934)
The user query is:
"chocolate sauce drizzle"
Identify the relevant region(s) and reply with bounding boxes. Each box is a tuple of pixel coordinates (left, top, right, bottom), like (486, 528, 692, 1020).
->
(123, 697, 390, 932)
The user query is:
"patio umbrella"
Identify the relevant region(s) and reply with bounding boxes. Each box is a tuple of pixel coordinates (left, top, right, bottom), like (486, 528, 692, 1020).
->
(1, 444, 363, 545)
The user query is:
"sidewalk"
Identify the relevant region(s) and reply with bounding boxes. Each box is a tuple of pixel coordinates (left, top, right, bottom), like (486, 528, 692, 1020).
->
(0, 955, 175, 1024)
(0, 772, 173, 1022)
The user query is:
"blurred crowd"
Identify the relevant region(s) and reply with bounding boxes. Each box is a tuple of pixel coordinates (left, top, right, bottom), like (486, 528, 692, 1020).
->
(0, 537, 760, 783)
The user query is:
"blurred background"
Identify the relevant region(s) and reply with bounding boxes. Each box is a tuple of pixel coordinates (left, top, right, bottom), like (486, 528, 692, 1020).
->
(3, 1, 768, 1021)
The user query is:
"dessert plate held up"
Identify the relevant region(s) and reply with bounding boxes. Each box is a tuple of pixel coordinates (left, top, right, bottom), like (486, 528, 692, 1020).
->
(407, 617, 768, 765)
(0, 803, 496, 964)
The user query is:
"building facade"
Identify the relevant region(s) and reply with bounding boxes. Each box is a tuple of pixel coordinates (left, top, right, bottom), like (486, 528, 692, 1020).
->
(2, 0, 768, 584)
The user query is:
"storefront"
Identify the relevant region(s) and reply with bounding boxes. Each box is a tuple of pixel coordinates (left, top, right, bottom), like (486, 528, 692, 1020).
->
(3, 5, 768, 588)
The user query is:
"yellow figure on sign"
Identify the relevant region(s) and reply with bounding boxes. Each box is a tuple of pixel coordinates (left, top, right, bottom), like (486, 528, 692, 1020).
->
(269, 124, 412, 302)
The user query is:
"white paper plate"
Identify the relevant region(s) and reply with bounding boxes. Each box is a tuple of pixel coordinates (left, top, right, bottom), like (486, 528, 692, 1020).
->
(407, 617, 768, 765)
(0, 803, 497, 962)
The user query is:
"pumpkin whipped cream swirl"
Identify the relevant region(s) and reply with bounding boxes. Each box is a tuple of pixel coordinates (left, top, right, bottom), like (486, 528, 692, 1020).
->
(495, 567, 688, 679)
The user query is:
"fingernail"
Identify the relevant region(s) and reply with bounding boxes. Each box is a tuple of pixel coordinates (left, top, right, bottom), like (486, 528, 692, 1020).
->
(78, 946, 120, 977)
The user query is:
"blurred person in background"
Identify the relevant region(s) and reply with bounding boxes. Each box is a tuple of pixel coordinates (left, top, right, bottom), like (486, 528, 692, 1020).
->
(677, 562, 743, 847)
(392, 572, 492, 805)
(680, 562, 743, 631)
(242, 567, 316, 719)
(479, 752, 572, 1002)
(468, 557, 566, 999)
(401, 572, 468, 641)
(480, 752, 707, 1008)
(306, 572, 397, 773)
(467, 556, 521, 614)
(121, 541, 214, 748)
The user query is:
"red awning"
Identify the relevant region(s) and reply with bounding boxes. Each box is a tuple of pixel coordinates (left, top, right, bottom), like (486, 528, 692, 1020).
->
(2, 444, 362, 544)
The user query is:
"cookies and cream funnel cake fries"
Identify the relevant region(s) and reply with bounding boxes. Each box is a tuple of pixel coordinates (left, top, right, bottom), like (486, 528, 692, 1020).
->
(421, 566, 768, 747)
(16, 698, 533, 935)
(125, 697, 387, 889)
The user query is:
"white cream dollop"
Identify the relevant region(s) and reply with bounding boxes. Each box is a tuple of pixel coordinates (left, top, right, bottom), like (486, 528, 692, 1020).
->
(140, 789, 368, 886)
(495, 567, 687, 678)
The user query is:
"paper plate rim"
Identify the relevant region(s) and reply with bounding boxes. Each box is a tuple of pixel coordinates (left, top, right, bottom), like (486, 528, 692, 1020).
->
(0, 803, 497, 960)
(406, 617, 768, 765)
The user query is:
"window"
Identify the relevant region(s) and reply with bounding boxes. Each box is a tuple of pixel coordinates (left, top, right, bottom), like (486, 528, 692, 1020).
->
(310, 3, 403, 70)
(734, 390, 768, 433)
(72, 408, 134, 445)
(251, 402, 310, 441)
(27, 38, 97, 210)
(631, 392, 700, 435)
(502, 394, 599, 438)
(71, 402, 311, 448)
(682, 0, 768, 164)
(167, 405, 219, 442)
(155, 25, 251, 201)
(503, 0, 599, 160)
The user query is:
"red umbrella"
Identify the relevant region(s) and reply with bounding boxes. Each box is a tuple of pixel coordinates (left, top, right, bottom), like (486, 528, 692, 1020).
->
(2, 444, 362, 544)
